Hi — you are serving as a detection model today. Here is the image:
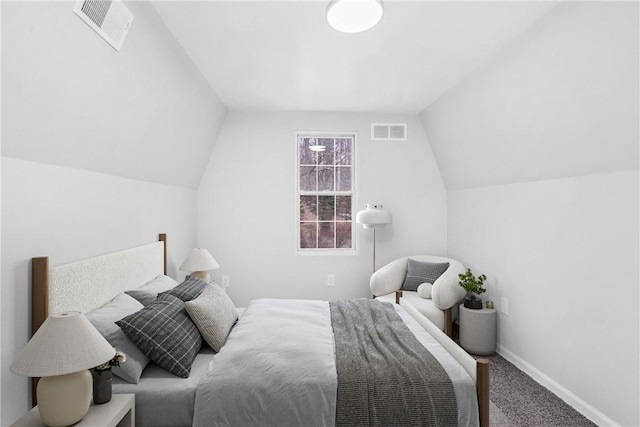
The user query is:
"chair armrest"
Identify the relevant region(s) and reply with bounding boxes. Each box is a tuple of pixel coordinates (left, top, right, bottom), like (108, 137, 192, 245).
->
(432, 261, 467, 310)
(370, 258, 407, 296)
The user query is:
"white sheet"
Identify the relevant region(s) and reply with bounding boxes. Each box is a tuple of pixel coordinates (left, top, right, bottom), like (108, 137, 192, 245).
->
(193, 299, 337, 427)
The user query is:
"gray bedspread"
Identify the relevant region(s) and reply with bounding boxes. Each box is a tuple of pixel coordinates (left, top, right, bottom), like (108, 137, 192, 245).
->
(330, 298, 457, 426)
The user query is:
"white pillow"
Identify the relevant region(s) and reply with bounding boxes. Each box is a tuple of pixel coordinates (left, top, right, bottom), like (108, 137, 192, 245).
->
(417, 282, 433, 299)
(86, 293, 150, 383)
(185, 284, 238, 352)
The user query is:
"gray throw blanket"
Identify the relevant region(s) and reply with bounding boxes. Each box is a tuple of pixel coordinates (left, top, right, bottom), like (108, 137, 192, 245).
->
(330, 299, 458, 427)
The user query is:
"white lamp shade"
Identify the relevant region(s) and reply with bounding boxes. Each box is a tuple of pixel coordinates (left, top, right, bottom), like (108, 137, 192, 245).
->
(10, 311, 115, 377)
(179, 248, 220, 273)
(356, 204, 392, 229)
(327, 0, 384, 33)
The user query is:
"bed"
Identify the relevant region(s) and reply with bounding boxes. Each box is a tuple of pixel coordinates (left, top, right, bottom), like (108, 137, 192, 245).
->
(30, 234, 490, 426)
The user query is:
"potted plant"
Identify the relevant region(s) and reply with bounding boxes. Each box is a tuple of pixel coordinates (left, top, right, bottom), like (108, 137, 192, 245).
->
(91, 350, 126, 404)
(458, 268, 487, 309)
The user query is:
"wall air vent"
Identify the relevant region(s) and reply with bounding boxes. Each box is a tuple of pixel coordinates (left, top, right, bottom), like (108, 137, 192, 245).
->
(74, 0, 134, 52)
(371, 123, 407, 141)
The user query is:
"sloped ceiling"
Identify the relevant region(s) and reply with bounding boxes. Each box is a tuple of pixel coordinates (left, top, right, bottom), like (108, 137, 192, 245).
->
(2, 1, 226, 189)
(420, 1, 639, 189)
(12, 1, 614, 191)
(151, 0, 558, 113)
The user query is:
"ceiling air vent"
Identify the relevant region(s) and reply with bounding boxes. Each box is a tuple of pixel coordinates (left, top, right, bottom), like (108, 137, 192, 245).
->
(74, 0, 134, 52)
(371, 123, 407, 141)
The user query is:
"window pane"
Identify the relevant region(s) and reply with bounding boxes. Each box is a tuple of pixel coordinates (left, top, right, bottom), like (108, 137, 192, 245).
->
(318, 138, 335, 165)
(297, 133, 354, 252)
(299, 166, 317, 191)
(336, 196, 351, 220)
(300, 196, 317, 221)
(318, 222, 335, 248)
(336, 166, 351, 192)
(318, 196, 335, 220)
(336, 222, 352, 248)
(335, 138, 352, 165)
(299, 137, 317, 165)
(300, 223, 317, 248)
(318, 167, 334, 191)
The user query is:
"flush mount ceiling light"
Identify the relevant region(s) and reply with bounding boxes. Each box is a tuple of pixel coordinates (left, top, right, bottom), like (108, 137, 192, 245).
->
(327, 0, 384, 33)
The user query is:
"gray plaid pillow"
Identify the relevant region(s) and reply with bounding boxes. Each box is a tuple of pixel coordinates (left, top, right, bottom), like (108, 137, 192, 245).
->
(116, 293, 202, 378)
(159, 275, 208, 302)
(401, 259, 450, 292)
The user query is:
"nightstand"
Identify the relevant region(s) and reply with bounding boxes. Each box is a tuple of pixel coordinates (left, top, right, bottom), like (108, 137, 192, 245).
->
(11, 393, 135, 427)
(458, 304, 497, 355)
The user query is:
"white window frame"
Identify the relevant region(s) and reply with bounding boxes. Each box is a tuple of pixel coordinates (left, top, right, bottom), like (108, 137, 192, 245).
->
(295, 131, 358, 256)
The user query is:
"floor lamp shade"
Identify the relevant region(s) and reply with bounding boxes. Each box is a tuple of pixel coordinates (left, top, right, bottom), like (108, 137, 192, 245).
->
(356, 204, 392, 228)
(356, 204, 392, 273)
(10, 311, 115, 426)
(179, 248, 220, 283)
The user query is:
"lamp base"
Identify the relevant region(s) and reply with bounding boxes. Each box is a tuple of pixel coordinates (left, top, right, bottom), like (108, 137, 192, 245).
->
(37, 370, 92, 427)
(190, 270, 211, 284)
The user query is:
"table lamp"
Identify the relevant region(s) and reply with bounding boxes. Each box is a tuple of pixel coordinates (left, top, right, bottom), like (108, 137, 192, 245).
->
(179, 248, 220, 283)
(356, 204, 392, 273)
(10, 311, 115, 427)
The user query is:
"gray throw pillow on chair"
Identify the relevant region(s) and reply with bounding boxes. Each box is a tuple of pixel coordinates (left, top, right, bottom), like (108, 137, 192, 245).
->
(401, 259, 450, 292)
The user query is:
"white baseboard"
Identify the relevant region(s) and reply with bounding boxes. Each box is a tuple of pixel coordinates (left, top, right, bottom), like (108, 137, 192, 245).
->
(496, 345, 619, 427)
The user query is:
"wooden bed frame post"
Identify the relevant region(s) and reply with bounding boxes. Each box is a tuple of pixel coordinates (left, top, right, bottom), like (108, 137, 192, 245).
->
(443, 307, 453, 338)
(395, 290, 403, 304)
(477, 358, 490, 427)
(159, 233, 167, 275)
(31, 256, 49, 407)
(32, 257, 49, 335)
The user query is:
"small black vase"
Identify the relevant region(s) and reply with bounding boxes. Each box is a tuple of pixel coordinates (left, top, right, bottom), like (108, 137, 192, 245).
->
(464, 295, 483, 309)
(91, 368, 113, 404)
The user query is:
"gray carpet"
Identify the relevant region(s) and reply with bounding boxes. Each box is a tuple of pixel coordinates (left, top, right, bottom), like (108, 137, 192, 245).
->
(480, 353, 596, 427)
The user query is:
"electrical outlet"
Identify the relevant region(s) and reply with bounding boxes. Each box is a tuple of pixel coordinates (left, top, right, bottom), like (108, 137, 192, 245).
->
(327, 274, 335, 287)
(500, 297, 509, 315)
(221, 275, 230, 288)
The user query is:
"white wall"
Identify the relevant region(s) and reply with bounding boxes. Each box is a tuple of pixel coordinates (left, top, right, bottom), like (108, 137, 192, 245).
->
(421, 2, 639, 425)
(448, 172, 639, 426)
(198, 112, 447, 306)
(1, 158, 198, 425)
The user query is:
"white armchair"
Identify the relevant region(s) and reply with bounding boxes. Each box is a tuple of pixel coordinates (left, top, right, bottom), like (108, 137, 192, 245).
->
(370, 255, 466, 336)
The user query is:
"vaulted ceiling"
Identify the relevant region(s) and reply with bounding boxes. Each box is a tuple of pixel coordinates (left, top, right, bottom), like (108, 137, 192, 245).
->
(151, 1, 558, 113)
(4, 1, 636, 191)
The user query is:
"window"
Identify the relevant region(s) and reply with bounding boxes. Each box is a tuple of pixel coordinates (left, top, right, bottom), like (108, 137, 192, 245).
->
(297, 134, 355, 252)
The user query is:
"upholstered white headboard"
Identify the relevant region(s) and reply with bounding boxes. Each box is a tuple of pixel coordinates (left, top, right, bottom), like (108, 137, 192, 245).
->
(32, 234, 167, 336)
(48, 241, 165, 315)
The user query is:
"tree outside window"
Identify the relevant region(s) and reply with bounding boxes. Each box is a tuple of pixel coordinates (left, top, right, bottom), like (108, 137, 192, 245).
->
(297, 134, 354, 251)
